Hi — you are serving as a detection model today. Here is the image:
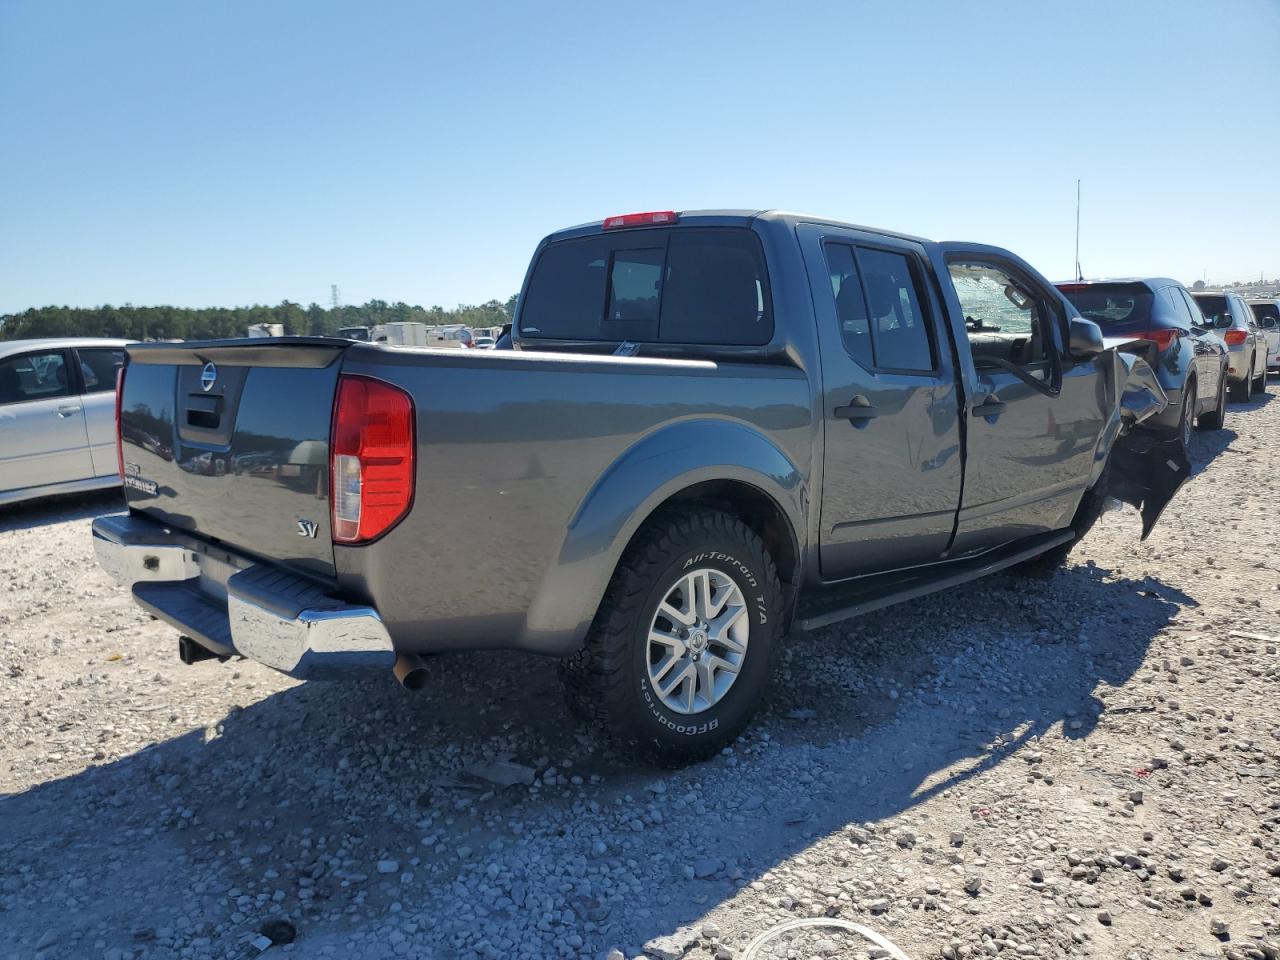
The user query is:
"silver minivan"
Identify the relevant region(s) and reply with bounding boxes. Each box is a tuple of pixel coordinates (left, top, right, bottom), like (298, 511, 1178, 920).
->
(1190, 292, 1269, 401)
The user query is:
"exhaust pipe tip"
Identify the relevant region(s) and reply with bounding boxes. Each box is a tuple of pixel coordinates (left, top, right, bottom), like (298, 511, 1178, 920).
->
(393, 652, 430, 691)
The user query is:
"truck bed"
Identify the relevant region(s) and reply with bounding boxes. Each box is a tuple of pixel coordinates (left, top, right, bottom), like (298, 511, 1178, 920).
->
(117, 339, 813, 656)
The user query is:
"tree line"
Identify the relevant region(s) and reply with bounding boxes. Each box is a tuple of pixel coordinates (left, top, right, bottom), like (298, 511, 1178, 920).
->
(0, 295, 519, 342)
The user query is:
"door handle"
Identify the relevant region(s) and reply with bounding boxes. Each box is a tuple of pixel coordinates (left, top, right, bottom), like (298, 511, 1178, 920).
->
(57, 404, 82, 418)
(833, 397, 878, 422)
(971, 396, 1006, 418)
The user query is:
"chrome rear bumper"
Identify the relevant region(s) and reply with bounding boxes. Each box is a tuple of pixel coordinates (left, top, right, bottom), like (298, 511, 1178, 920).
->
(92, 513, 395, 678)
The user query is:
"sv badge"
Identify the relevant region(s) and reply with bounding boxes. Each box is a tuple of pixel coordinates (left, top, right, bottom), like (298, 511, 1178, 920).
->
(296, 519, 319, 539)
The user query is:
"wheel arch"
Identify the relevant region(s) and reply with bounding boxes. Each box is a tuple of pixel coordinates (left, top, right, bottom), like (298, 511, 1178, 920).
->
(521, 418, 807, 655)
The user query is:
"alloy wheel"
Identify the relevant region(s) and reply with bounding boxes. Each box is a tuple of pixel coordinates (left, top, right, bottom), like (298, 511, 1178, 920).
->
(1181, 387, 1194, 449)
(646, 567, 750, 715)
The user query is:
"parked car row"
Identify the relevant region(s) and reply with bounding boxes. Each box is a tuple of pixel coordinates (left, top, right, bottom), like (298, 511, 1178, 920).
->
(1055, 279, 1272, 446)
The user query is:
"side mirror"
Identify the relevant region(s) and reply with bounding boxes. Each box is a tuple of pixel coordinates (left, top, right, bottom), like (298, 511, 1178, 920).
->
(1263, 317, 1278, 330)
(1068, 317, 1105, 359)
(1215, 315, 1233, 329)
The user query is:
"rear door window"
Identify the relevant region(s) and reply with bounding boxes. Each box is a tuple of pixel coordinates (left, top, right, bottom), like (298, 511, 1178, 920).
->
(822, 242, 874, 367)
(857, 248, 934, 371)
(76, 347, 126, 393)
(1157, 287, 1193, 331)
(520, 227, 772, 345)
(1178, 289, 1207, 330)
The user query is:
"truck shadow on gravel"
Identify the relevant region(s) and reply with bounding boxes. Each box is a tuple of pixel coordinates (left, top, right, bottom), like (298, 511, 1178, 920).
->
(1, 556, 1185, 959)
(1188, 426, 1237, 476)
(0, 489, 124, 533)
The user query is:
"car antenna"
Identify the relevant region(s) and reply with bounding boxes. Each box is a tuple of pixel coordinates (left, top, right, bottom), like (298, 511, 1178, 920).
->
(1074, 178, 1083, 282)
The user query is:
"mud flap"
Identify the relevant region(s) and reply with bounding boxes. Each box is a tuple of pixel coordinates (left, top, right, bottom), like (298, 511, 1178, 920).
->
(1105, 430, 1191, 540)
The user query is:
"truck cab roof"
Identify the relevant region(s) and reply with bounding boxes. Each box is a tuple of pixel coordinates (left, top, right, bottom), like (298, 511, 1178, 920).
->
(543, 209, 930, 246)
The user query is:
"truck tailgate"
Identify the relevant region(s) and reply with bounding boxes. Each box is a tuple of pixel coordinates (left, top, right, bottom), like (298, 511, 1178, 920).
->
(120, 339, 348, 580)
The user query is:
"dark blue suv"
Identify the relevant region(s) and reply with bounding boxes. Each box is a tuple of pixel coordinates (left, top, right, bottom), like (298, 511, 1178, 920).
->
(1058, 278, 1228, 446)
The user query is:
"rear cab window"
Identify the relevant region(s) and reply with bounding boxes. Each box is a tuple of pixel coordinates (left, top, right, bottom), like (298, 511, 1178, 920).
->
(519, 227, 773, 347)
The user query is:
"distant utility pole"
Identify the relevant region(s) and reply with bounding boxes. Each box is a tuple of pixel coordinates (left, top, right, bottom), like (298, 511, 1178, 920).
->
(330, 285, 342, 313)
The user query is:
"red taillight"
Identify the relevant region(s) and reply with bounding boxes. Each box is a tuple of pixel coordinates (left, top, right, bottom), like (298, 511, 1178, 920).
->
(1139, 329, 1177, 351)
(1224, 329, 1248, 346)
(330, 375, 415, 544)
(115, 366, 126, 481)
(602, 210, 678, 230)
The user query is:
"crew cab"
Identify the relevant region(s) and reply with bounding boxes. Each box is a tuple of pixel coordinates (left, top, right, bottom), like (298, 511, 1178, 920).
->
(93, 210, 1187, 764)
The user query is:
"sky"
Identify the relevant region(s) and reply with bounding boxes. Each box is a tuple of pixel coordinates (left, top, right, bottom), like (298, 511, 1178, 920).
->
(1, 0, 1277, 314)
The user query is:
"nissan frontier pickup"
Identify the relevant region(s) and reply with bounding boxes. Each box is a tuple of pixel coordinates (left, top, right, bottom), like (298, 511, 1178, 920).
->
(93, 209, 1187, 764)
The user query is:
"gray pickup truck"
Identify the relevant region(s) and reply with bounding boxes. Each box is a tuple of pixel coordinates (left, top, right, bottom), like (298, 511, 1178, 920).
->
(93, 209, 1188, 764)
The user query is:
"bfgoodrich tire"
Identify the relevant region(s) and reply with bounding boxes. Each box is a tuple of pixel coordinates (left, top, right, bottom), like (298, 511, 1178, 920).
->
(559, 506, 783, 766)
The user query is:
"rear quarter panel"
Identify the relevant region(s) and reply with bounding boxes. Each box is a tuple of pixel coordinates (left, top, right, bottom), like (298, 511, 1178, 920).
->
(333, 346, 812, 655)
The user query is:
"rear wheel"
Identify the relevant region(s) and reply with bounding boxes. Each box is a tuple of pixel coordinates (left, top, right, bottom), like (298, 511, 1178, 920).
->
(1197, 373, 1226, 431)
(1256, 361, 1268, 393)
(559, 506, 783, 766)
(1176, 381, 1196, 450)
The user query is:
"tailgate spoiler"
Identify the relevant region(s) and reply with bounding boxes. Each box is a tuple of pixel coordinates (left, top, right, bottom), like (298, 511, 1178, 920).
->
(127, 337, 350, 369)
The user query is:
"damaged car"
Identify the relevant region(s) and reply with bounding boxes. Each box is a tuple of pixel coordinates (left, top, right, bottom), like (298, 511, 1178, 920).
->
(92, 210, 1189, 765)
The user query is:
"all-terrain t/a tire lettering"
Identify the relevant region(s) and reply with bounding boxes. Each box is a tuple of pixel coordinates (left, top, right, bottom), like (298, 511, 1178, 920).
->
(558, 506, 783, 766)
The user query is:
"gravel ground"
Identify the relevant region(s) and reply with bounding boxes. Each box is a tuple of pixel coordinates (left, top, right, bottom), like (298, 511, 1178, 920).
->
(2, 387, 1279, 960)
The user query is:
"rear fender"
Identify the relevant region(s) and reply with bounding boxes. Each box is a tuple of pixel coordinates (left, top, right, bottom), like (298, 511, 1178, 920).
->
(1090, 351, 1190, 540)
(522, 419, 806, 654)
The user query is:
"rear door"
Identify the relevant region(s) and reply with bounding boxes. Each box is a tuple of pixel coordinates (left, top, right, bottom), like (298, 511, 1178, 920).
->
(799, 224, 963, 579)
(944, 255, 1103, 554)
(0, 348, 94, 493)
(1238, 296, 1266, 378)
(74, 345, 128, 477)
(1174, 287, 1224, 404)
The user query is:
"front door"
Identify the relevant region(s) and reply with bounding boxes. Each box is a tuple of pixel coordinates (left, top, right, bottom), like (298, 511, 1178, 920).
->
(799, 224, 963, 580)
(0, 349, 93, 494)
(944, 256, 1102, 554)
